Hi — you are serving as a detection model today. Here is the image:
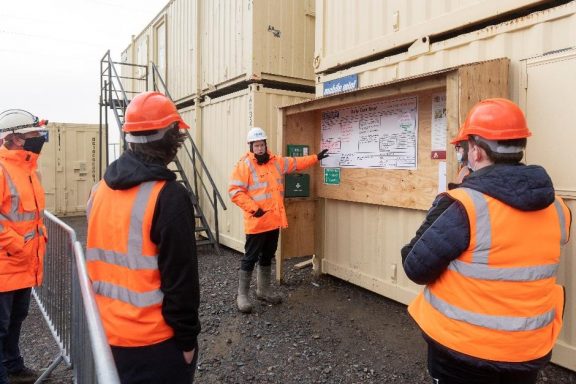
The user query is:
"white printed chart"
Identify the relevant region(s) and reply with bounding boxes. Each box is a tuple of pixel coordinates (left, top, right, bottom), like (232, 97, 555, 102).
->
(320, 97, 418, 169)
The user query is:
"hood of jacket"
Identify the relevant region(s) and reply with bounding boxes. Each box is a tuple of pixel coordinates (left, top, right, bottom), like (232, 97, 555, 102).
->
(459, 163, 555, 211)
(0, 146, 39, 171)
(103, 150, 176, 190)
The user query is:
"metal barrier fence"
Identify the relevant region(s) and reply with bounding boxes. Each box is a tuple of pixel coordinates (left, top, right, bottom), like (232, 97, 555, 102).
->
(32, 211, 120, 383)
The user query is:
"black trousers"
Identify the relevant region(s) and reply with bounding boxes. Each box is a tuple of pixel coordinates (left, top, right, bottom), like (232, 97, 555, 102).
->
(112, 338, 198, 384)
(0, 288, 31, 384)
(427, 343, 539, 384)
(241, 229, 280, 271)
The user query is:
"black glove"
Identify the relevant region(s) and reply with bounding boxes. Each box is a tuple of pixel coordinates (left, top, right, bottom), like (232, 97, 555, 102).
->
(317, 149, 329, 160)
(252, 208, 265, 217)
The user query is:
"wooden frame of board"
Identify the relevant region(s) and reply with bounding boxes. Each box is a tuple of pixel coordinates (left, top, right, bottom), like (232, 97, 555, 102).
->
(276, 58, 510, 282)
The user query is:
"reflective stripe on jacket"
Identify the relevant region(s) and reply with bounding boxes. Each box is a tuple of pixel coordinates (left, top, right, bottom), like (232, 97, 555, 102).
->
(0, 147, 46, 292)
(228, 151, 318, 234)
(86, 180, 174, 347)
(408, 187, 571, 362)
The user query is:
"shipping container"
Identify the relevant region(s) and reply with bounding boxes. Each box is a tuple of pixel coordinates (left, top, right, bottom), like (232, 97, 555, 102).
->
(316, 2, 576, 99)
(191, 85, 313, 252)
(39, 123, 105, 216)
(314, 0, 554, 74)
(201, 0, 316, 93)
(121, 0, 316, 103)
(520, 47, 576, 369)
(279, 55, 576, 371)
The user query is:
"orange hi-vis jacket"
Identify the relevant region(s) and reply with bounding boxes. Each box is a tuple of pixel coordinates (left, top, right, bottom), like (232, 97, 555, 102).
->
(229, 151, 318, 234)
(86, 180, 174, 347)
(409, 187, 571, 363)
(0, 147, 47, 292)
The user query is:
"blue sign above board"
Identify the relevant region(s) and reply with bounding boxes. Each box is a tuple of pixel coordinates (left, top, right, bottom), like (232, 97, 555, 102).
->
(323, 74, 358, 96)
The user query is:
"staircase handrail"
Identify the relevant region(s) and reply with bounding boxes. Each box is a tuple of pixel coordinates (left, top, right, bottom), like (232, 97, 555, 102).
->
(151, 63, 227, 210)
(101, 50, 131, 104)
(100, 51, 129, 145)
(100, 51, 149, 149)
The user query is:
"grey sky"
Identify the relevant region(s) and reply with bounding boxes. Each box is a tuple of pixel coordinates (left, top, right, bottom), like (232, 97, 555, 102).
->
(0, 0, 169, 125)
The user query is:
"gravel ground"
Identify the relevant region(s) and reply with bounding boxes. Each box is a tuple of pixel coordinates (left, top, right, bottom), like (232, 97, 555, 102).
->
(18, 216, 576, 383)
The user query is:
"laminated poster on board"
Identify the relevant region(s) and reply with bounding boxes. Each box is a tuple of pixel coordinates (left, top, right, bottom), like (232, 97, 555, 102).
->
(431, 93, 447, 160)
(319, 96, 418, 170)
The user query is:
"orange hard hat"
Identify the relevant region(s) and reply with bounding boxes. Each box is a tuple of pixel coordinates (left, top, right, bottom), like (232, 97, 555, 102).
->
(450, 126, 467, 144)
(459, 98, 531, 140)
(122, 91, 190, 133)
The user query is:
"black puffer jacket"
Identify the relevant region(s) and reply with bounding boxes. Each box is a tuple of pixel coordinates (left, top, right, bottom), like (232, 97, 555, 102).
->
(401, 163, 571, 371)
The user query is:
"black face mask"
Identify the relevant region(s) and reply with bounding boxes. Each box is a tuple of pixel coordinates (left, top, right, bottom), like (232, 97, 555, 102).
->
(23, 136, 46, 154)
(255, 152, 270, 165)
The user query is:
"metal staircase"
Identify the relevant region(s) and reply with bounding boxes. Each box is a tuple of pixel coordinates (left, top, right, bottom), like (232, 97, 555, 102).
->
(99, 50, 226, 253)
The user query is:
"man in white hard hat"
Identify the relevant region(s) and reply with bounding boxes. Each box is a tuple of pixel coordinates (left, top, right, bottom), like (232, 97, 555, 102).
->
(229, 127, 328, 313)
(0, 109, 49, 384)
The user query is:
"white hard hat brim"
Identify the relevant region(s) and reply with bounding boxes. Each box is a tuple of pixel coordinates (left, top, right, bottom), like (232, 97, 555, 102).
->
(0, 126, 48, 140)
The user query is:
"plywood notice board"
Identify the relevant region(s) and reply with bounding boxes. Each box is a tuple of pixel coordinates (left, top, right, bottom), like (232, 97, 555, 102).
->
(314, 88, 444, 211)
(280, 110, 319, 260)
(277, 58, 510, 278)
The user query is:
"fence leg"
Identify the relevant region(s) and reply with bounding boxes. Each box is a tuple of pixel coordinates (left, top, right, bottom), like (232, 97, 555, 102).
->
(34, 353, 64, 384)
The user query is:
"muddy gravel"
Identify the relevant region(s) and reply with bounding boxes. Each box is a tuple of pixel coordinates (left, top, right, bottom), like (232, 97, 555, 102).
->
(18, 216, 576, 383)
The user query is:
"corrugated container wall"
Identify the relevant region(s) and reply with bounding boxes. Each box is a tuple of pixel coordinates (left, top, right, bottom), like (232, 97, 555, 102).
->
(316, 2, 576, 100)
(165, 0, 197, 102)
(322, 201, 426, 304)
(197, 85, 313, 252)
(120, 45, 134, 98)
(39, 123, 104, 216)
(174, 105, 198, 189)
(201, 0, 316, 92)
(121, 0, 315, 100)
(121, 3, 197, 101)
(120, 32, 151, 96)
(314, 0, 551, 73)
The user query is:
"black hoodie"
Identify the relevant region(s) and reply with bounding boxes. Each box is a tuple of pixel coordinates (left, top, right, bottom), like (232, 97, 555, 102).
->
(103, 150, 200, 351)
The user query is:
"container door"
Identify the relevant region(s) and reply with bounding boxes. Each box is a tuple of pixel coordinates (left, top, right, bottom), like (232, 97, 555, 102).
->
(37, 124, 58, 213)
(521, 47, 576, 372)
(155, 19, 167, 83)
(522, 48, 576, 196)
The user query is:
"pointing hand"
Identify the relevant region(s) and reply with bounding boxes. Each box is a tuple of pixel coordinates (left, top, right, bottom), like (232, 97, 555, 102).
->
(317, 149, 329, 160)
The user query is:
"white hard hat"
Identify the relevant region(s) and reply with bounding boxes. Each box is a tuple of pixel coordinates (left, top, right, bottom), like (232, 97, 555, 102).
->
(0, 109, 48, 140)
(246, 127, 267, 143)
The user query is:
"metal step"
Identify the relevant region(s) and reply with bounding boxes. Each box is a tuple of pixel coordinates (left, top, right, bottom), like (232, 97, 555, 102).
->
(196, 239, 213, 246)
(110, 99, 129, 108)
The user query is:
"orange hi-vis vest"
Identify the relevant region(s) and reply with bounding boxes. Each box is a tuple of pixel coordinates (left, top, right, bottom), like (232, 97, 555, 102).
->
(86, 180, 174, 347)
(0, 147, 47, 292)
(228, 152, 318, 234)
(409, 187, 571, 363)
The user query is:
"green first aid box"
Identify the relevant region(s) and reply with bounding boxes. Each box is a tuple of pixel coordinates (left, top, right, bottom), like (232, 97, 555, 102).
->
(284, 173, 310, 198)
